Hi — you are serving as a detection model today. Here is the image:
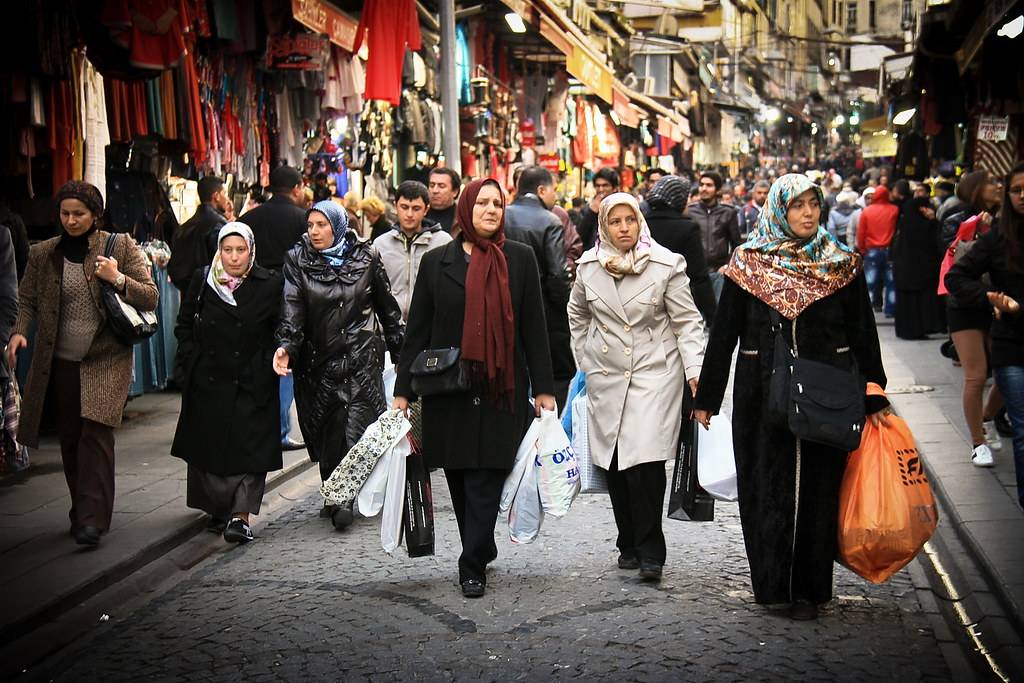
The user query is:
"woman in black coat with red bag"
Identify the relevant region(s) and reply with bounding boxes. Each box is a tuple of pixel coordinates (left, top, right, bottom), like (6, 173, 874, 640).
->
(172, 223, 283, 544)
(393, 179, 555, 599)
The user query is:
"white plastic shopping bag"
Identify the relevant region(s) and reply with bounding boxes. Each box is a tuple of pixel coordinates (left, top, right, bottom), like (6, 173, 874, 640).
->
(358, 434, 411, 517)
(508, 451, 544, 544)
(571, 390, 607, 494)
(535, 409, 580, 517)
(383, 366, 397, 406)
(697, 415, 737, 502)
(500, 417, 543, 513)
(381, 436, 409, 554)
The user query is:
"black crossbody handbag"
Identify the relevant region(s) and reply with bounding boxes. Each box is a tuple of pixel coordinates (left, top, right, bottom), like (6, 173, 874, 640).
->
(410, 347, 470, 397)
(767, 309, 866, 452)
(100, 233, 159, 346)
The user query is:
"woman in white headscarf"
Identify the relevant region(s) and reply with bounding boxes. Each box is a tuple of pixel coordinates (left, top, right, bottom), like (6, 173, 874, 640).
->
(171, 222, 285, 544)
(568, 192, 705, 581)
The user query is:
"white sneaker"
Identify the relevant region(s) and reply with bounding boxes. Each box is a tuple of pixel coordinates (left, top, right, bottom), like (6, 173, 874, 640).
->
(972, 443, 995, 467)
(983, 421, 1003, 451)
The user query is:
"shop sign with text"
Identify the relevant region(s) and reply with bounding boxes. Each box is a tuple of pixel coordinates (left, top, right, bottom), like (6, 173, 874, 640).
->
(267, 34, 328, 70)
(291, 0, 357, 51)
(567, 47, 613, 104)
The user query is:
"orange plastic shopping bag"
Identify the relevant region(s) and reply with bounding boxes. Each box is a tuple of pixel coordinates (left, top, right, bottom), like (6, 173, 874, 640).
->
(837, 384, 938, 583)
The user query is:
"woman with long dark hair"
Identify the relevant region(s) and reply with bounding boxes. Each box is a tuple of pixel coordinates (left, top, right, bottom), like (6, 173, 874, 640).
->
(947, 162, 1024, 508)
(943, 170, 1005, 465)
(393, 179, 555, 598)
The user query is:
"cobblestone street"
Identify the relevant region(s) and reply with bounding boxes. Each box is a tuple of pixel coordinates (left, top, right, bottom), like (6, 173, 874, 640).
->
(50, 476, 951, 682)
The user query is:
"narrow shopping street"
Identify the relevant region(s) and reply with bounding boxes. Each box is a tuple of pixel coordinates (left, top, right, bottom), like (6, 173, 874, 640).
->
(3, 320, 1020, 681)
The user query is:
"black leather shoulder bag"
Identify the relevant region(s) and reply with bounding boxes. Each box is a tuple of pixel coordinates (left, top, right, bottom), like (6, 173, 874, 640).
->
(767, 309, 866, 452)
(410, 347, 470, 397)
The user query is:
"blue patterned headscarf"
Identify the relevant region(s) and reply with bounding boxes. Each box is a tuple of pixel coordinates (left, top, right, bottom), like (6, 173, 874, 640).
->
(723, 173, 860, 319)
(307, 200, 355, 268)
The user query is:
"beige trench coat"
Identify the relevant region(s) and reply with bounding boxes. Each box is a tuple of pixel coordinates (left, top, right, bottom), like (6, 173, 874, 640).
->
(12, 230, 158, 447)
(568, 242, 705, 470)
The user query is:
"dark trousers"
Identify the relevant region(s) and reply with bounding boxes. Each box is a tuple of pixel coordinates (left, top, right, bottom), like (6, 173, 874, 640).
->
(444, 468, 507, 584)
(53, 359, 116, 532)
(605, 451, 666, 565)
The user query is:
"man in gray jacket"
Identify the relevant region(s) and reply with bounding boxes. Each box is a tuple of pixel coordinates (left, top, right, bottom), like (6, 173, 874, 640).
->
(504, 166, 574, 407)
(373, 180, 452, 322)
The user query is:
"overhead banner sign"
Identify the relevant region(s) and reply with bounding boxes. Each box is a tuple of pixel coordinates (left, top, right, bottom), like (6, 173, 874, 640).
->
(567, 46, 613, 104)
(291, 0, 357, 51)
(613, 88, 640, 128)
(977, 116, 1010, 142)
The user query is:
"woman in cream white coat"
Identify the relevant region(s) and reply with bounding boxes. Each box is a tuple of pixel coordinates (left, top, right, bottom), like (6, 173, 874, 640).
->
(568, 192, 705, 580)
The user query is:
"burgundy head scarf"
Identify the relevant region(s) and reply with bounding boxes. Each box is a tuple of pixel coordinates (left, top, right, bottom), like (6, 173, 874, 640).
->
(457, 179, 516, 408)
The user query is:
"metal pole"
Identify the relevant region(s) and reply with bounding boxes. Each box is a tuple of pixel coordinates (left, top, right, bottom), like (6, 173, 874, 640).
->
(438, 0, 462, 175)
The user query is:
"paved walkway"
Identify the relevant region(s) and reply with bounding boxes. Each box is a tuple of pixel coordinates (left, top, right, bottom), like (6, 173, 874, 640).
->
(875, 319, 1023, 643)
(0, 392, 311, 648)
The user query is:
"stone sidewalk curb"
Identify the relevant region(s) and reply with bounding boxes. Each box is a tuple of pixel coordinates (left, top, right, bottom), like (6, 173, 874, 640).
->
(0, 450, 314, 647)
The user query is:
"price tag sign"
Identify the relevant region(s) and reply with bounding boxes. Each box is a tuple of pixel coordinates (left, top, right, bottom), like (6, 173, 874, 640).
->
(978, 116, 1009, 142)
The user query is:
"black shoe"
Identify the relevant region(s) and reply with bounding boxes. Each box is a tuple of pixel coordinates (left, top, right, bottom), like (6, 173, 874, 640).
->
(73, 526, 100, 547)
(205, 516, 227, 534)
(331, 504, 354, 531)
(461, 579, 485, 598)
(789, 599, 819, 621)
(223, 518, 254, 544)
(995, 409, 1013, 437)
(281, 438, 306, 451)
(617, 554, 640, 570)
(319, 503, 335, 519)
(638, 561, 662, 580)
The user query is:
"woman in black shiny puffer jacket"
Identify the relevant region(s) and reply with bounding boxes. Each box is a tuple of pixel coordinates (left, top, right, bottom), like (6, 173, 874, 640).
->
(274, 201, 404, 529)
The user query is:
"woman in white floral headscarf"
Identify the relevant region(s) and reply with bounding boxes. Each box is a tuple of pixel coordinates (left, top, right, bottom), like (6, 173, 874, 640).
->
(568, 192, 705, 582)
(172, 223, 285, 544)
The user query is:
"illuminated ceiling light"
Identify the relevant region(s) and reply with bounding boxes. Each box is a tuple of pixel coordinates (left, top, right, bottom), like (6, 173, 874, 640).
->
(505, 12, 527, 33)
(893, 107, 916, 125)
(998, 15, 1024, 39)
(786, 116, 794, 123)
(833, 114, 845, 126)
(764, 106, 781, 122)
(849, 112, 860, 125)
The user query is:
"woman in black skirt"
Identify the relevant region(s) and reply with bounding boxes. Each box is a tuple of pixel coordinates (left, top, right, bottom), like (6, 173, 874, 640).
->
(172, 223, 283, 543)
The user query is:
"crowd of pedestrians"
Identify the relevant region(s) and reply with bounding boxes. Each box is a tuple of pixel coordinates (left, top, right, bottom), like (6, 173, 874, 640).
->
(1, 152, 1020, 619)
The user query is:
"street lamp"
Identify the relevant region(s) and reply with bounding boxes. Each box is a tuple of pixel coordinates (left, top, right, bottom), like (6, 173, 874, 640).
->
(505, 12, 527, 33)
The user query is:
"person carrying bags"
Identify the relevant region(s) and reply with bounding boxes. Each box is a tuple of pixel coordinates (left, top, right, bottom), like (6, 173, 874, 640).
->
(393, 179, 556, 599)
(567, 193, 705, 581)
(694, 174, 889, 621)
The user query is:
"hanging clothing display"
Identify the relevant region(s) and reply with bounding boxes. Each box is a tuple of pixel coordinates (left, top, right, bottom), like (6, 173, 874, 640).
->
(75, 51, 112, 199)
(353, 0, 422, 105)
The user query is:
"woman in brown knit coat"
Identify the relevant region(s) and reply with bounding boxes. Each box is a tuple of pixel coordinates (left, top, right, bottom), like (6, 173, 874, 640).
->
(6, 181, 158, 547)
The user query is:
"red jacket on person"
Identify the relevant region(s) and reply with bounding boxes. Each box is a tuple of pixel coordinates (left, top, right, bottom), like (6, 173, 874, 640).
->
(856, 185, 899, 252)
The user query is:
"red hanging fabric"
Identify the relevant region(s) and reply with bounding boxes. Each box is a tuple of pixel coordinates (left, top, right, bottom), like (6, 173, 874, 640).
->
(353, 0, 421, 105)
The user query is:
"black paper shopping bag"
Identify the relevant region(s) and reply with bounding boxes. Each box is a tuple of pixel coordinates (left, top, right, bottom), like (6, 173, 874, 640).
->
(402, 448, 435, 557)
(667, 417, 715, 522)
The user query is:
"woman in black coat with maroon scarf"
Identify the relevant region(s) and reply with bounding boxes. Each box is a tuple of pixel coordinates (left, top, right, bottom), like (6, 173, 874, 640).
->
(393, 179, 555, 599)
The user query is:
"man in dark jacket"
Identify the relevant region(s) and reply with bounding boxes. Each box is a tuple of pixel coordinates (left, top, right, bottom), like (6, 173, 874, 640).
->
(240, 166, 308, 271)
(426, 167, 460, 234)
(644, 175, 716, 324)
(240, 165, 308, 450)
(577, 167, 619, 251)
(504, 166, 574, 406)
(0, 204, 29, 281)
(168, 176, 229, 292)
(687, 171, 741, 300)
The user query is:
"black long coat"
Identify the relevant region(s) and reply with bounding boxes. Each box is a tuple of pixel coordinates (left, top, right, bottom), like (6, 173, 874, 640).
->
(171, 266, 284, 475)
(644, 206, 717, 324)
(277, 237, 404, 473)
(694, 274, 888, 605)
(394, 239, 555, 470)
